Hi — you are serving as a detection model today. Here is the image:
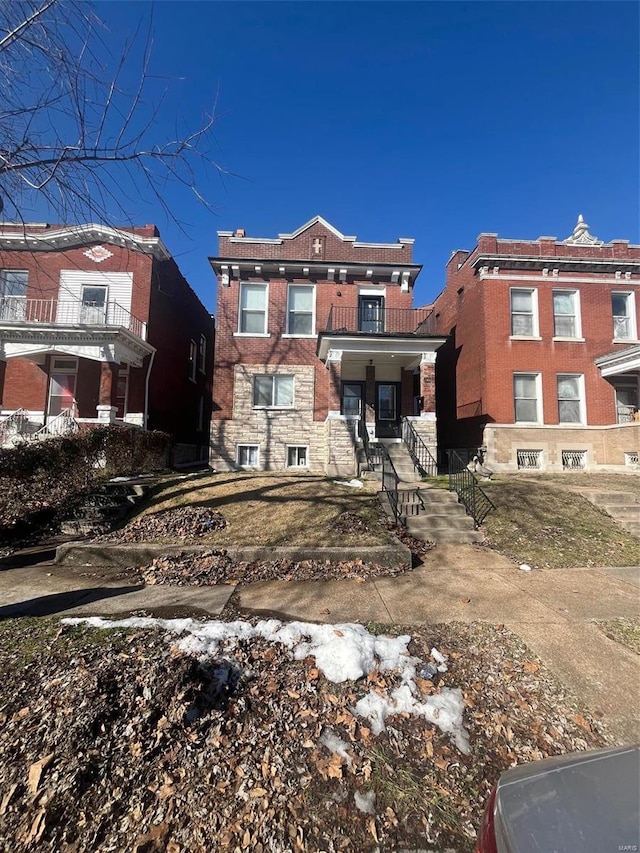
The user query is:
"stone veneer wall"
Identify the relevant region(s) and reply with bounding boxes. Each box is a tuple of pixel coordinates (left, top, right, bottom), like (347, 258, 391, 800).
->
(483, 423, 640, 472)
(405, 415, 437, 457)
(210, 363, 331, 472)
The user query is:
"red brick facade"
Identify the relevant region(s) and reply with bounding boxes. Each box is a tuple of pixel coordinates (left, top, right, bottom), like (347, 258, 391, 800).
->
(0, 224, 213, 459)
(210, 216, 445, 474)
(433, 218, 640, 470)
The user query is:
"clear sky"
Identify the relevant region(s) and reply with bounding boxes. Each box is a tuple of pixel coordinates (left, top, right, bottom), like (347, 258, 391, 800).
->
(86, 2, 640, 311)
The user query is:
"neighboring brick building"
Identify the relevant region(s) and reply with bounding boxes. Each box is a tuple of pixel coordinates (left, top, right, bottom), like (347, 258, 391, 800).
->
(433, 216, 640, 472)
(0, 223, 213, 463)
(209, 216, 446, 475)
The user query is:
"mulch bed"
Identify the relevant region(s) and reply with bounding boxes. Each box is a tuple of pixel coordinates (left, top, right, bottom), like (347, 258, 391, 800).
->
(0, 618, 609, 852)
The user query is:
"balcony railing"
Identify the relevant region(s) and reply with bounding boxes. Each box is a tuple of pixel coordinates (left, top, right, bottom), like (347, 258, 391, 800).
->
(326, 305, 436, 336)
(0, 296, 146, 339)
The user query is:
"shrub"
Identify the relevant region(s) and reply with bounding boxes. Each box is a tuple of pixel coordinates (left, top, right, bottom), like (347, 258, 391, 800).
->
(0, 426, 171, 540)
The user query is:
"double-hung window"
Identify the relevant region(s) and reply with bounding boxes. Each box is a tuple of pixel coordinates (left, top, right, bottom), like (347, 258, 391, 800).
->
(510, 288, 538, 337)
(253, 375, 294, 408)
(0, 270, 28, 320)
(239, 283, 268, 334)
(287, 285, 314, 335)
(557, 374, 584, 424)
(612, 292, 637, 340)
(513, 373, 541, 423)
(199, 333, 207, 373)
(553, 290, 581, 338)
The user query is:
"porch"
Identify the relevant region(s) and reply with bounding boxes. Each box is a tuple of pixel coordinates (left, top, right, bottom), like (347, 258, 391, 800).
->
(0, 294, 154, 439)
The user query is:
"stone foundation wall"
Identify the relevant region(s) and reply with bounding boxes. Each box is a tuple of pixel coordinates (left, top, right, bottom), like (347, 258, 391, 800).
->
(484, 423, 640, 472)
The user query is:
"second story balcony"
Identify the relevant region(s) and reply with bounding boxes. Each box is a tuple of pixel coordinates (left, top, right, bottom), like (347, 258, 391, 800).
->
(0, 296, 146, 340)
(325, 304, 436, 336)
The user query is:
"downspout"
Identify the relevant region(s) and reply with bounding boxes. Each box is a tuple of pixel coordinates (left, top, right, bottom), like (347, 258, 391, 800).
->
(143, 349, 156, 430)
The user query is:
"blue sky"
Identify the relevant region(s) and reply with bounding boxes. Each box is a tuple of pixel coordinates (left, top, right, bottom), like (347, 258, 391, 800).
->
(73, 2, 640, 310)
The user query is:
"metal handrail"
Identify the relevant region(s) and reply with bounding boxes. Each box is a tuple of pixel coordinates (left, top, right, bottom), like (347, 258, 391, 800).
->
(380, 444, 401, 525)
(357, 419, 384, 469)
(33, 408, 79, 438)
(0, 408, 31, 446)
(401, 418, 438, 477)
(0, 296, 146, 339)
(447, 448, 495, 528)
(326, 305, 436, 336)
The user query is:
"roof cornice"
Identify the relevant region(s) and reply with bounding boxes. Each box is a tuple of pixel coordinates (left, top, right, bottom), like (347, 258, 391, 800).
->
(0, 224, 171, 260)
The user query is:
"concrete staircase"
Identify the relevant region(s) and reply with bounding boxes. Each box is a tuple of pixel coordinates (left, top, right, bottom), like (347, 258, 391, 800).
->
(378, 443, 483, 544)
(573, 489, 640, 539)
(60, 481, 150, 536)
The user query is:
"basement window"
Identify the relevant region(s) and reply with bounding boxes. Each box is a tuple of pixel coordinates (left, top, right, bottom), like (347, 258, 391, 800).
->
(286, 446, 308, 468)
(237, 445, 259, 468)
(517, 450, 542, 470)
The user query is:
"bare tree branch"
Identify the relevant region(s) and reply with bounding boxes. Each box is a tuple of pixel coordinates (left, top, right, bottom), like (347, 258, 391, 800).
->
(0, 0, 224, 227)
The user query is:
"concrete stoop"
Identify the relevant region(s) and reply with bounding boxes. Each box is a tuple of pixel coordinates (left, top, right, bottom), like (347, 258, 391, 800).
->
(574, 489, 640, 539)
(387, 485, 482, 545)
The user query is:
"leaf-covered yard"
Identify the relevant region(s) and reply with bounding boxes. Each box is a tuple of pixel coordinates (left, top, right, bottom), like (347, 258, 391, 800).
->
(0, 617, 608, 852)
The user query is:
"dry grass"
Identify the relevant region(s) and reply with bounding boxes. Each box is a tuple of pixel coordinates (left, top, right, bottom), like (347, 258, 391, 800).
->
(127, 472, 394, 548)
(594, 617, 640, 655)
(480, 477, 640, 569)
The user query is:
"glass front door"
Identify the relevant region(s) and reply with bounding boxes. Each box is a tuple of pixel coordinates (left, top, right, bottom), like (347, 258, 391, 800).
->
(375, 382, 401, 437)
(80, 285, 107, 324)
(614, 380, 639, 423)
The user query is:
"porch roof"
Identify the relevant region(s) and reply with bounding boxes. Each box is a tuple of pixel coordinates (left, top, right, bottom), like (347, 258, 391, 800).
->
(595, 344, 640, 377)
(316, 331, 447, 368)
(0, 325, 155, 367)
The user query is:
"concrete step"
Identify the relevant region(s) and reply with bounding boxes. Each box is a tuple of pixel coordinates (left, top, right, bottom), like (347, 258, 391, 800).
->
(600, 505, 640, 519)
(580, 491, 638, 505)
(619, 521, 640, 536)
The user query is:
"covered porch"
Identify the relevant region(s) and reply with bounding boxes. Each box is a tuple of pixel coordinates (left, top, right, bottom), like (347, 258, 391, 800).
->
(595, 345, 640, 424)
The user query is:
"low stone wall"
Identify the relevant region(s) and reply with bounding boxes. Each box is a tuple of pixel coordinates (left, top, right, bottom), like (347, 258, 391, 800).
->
(484, 423, 640, 472)
(55, 542, 412, 571)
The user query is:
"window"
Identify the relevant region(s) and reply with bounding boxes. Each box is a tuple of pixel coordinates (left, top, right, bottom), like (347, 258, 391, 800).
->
(510, 288, 538, 337)
(199, 334, 207, 373)
(612, 292, 637, 340)
(513, 373, 541, 423)
(253, 375, 294, 408)
(239, 283, 267, 334)
(557, 374, 584, 424)
(0, 270, 28, 320)
(189, 339, 197, 382)
(517, 450, 542, 470)
(80, 284, 107, 323)
(553, 290, 581, 338)
(116, 365, 129, 418)
(287, 285, 314, 335)
(237, 445, 259, 467)
(287, 446, 308, 467)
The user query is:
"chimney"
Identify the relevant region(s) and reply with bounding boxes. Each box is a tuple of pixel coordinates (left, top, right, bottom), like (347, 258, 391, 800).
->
(235, 228, 245, 237)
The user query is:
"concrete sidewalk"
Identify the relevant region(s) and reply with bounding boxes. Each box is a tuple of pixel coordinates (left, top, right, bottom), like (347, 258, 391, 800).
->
(1, 541, 638, 743)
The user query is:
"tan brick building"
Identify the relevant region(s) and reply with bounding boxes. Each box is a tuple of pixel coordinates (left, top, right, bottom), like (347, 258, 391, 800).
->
(0, 223, 213, 463)
(433, 216, 640, 472)
(209, 216, 446, 475)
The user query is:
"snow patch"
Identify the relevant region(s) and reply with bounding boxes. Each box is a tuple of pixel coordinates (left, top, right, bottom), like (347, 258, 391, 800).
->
(354, 789, 376, 814)
(62, 616, 470, 753)
(319, 728, 353, 766)
(333, 479, 363, 488)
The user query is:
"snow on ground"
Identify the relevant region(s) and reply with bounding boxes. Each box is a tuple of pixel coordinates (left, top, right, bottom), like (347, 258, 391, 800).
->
(332, 479, 363, 488)
(62, 616, 470, 754)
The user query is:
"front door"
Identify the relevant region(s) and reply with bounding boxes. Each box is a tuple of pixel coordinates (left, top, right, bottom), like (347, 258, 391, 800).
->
(47, 359, 78, 417)
(614, 379, 639, 423)
(80, 285, 107, 324)
(375, 382, 401, 438)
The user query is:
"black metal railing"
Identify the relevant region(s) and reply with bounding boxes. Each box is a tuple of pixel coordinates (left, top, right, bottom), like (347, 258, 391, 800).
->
(401, 418, 438, 478)
(381, 446, 401, 525)
(326, 305, 436, 336)
(447, 449, 495, 528)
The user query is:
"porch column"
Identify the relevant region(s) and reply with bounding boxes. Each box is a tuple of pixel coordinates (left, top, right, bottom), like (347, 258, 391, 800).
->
(0, 358, 5, 408)
(365, 364, 376, 425)
(97, 361, 119, 424)
(327, 349, 342, 416)
(420, 352, 437, 416)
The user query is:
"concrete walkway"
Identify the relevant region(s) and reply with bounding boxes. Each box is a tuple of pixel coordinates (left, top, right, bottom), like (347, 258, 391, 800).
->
(1, 541, 638, 743)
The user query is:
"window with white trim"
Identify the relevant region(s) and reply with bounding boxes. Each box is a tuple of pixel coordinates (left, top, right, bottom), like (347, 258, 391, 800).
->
(189, 339, 197, 382)
(253, 375, 294, 408)
(287, 445, 308, 468)
(0, 270, 28, 320)
(612, 292, 637, 340)
(513, 373, 542, 423)
(510, 288, 538, 337)
(199, 333, 207, 373)
(239, 282, 268, 334)
(553, 290, 581, 338)
(557, 374, 585, 424)
(287, 285, 315, 335)
(237, 445, 259, 467)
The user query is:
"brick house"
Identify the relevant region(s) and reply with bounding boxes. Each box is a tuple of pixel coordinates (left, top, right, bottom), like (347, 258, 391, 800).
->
(209, 216, 446, 475)
(433, 216, 640, 472)
(0, 223, 214, 463)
